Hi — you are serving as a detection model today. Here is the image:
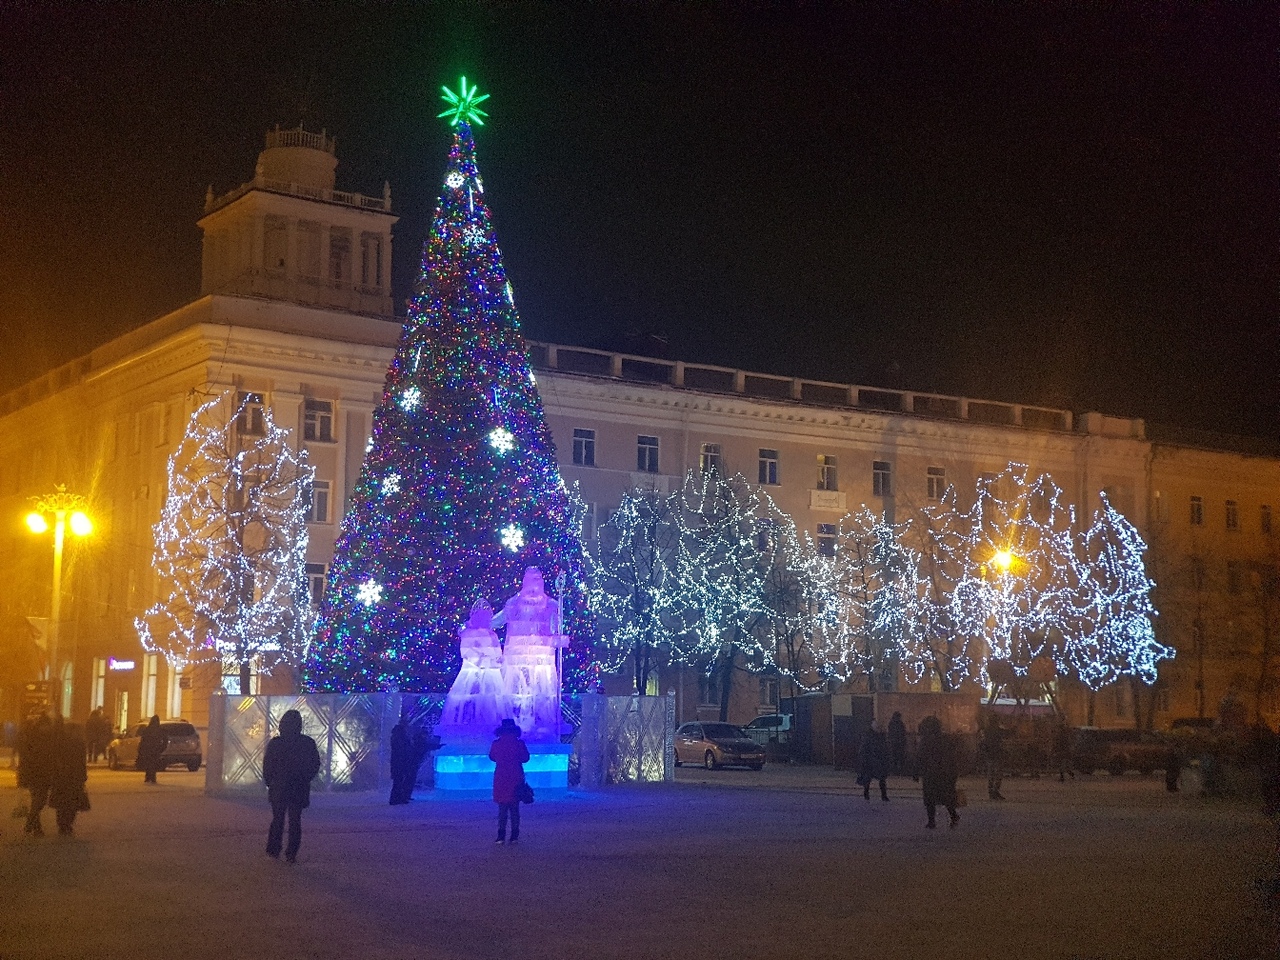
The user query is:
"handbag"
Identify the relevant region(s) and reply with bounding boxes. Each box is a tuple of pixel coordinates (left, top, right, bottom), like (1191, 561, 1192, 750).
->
(516, 780, 535, 805)
(954, 788, 968, 808)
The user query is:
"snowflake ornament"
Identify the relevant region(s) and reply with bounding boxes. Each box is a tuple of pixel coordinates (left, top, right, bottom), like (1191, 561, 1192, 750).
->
(445, 171, 465, 190)
(381, 474, 401, 495)
(356, 579, 383, 608)
(488, 427, 515, 455)
(399, 387, 422, 411)
(500, 524, 525, 552)
(463, 224, 485, 247)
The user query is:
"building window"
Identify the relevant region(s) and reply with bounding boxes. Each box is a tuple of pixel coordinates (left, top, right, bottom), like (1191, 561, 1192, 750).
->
(636, 435, 659, 473)
(697, 676, 720, 708)
(91, 657, 107, 711)
(237, 392, 266, 436)
(306, 479, 331, 524)
(759, 678, 780, 710)
(141, 654, 159, 719)
(1263, 505, 1273, 535)
(758, 449, 779, 485)
(1191, 558, 1206, 592)
(817, 523, 838, 557)
(1189, 496, 1203, 526)
(1227, 561, 1244, 595)
(873, 460, 892, 497)
(166, 668, 184, 720)
(817, 455, 838, 491)
(329, 229, 351, 284)
(305, 562, 328, 607)
(927, 466, 947, 501)
(572, 429, 596, 467)
(1225, 500, 1239, 531)
(304, 399, 335, 442)
(700, 443, 722, 476)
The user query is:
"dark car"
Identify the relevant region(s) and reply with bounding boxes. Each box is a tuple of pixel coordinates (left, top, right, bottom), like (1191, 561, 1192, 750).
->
(674, 722, 766, 770)
(108, 720, 203, 772)
(742, 714, 793, 746)
(1072, 727, 1166, 775)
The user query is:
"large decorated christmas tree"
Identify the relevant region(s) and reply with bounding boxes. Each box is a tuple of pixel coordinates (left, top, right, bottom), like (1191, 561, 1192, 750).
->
(304, 79, 595, 696)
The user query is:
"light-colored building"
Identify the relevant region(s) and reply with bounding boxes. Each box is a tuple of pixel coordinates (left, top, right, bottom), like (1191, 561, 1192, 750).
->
(1, 128, 1275, 736)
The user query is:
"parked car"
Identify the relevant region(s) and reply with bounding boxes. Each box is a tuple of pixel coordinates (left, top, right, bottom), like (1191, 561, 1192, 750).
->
(1072, 727, 1167, 775)
(674, 722, 766, 770)
(742, 713, 793, 746)
(108, 719, 203, 772)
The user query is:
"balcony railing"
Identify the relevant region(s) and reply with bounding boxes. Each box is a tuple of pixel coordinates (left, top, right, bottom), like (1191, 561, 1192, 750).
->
(205, 177, 391, 215)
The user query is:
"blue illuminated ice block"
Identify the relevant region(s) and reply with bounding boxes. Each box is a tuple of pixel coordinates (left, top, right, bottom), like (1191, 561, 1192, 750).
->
(433, 740, 571, 794)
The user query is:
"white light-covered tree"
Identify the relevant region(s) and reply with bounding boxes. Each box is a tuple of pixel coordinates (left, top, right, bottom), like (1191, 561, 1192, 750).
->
(589, 484, 693, 694)
(753, 507, 832, 696)
(1067, 493, 1172, 690)
(949, 465, 1078, 694)
(136, 393, 315, 694)
(673, 470, 774, 721)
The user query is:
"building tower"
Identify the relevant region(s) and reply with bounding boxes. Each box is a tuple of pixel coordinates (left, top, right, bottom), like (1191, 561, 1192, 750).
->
(198, 126, 398, 316)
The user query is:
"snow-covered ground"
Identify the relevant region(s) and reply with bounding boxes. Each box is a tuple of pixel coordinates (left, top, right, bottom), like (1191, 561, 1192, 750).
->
(1, 763, 1275, 959)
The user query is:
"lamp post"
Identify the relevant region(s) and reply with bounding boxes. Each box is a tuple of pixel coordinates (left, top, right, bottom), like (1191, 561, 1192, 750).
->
(26, 485, 93, 715)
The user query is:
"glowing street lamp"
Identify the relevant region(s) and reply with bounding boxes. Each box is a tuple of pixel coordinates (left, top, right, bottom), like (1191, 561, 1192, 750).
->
(26, 485, 93, 714)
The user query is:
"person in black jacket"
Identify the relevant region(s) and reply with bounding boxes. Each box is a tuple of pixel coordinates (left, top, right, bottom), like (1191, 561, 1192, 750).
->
(49, 719, 88, 836)
(388, 714, 415, 805)
(137, 716, 168, 784)
(858, 724, 891, 802)
(918, 715, 960, 829)
(18, 713, 54, 836)
(887, 711, 908, 776)
(263, 709, 321, 863)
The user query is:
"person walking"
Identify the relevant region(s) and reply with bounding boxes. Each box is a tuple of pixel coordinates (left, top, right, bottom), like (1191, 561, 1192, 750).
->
(18, 714, 54, 836)
(981, 715, 1007, 800)
(489, 718, 529, 844)
(263, 709, 322, 863)
(137, 715, 168, 784)
(388, 713, 415, 805)
(85, 708, 107, 764)
(888, 711, 908, 776)
(918, 715, 960, 829)
(49, 719, 88, 836)
(857, 723, 890, 802)
(1052, 718, 1075, 783)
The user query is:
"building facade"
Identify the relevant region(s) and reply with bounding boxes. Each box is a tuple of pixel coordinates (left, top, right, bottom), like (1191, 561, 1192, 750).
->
(1, 129, 1275, 736)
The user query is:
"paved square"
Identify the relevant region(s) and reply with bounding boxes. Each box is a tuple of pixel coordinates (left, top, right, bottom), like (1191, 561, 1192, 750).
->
(2, 765, 1275, 959)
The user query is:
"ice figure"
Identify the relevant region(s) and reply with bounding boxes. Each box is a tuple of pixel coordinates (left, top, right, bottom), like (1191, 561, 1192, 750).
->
(437, 600, 508, 739)
(492, 567, 568, 743)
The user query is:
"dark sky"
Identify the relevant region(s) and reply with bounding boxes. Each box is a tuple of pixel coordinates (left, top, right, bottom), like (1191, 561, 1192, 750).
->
(1, 2, 1275, 437)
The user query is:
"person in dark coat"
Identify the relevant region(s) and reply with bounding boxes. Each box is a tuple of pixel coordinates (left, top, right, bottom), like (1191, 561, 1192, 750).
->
(263, 709, 322, 863)
(18, 713, 54, 836)
(918, 715, 960, 829)
(388, 714, 416, 805)
(857, 724, 891, 802)
(489, 718, 529, 844)
(887, 711, 908, 776)
(49, 719, 88, 836)
(85, 708, 109, 764)
(1053, 718, 1075, 783)
(981, 715, 1007, 800)
(137, 715, 168, 784)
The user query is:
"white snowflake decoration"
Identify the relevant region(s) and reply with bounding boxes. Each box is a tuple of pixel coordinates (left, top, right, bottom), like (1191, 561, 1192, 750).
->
(381, 474, 401, 495)
(500, 524, 525, 552)
(364, 436, 374, 453)
(463, 224, 484, 247)
(399, 386, 422, 411)
(356, 579, 383, 608)
(488, 427, 515, 454)
(445, 171, 464, 190)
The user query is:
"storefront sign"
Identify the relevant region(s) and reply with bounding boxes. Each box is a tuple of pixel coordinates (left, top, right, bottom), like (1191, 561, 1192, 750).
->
(108, 658, 136, 671)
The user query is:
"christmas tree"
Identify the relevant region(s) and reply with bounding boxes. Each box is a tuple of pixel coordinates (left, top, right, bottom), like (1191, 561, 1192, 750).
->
(304, 79, 595, 695)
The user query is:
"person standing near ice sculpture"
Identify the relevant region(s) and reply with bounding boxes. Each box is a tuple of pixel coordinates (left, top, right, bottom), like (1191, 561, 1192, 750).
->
(492, 568, 566, 742)
(438, 601, 507, 736)
(489, 718, 529, 844)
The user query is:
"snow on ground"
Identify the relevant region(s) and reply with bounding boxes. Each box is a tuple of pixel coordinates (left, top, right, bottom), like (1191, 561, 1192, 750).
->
(1, 763, 1276, 960)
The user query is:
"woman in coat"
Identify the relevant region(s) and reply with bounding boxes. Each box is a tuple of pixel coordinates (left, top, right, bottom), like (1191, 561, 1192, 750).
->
(137, 715, 168, 784)
(489, 718, 529, 844)
(918, 715, 960, 829)
(49, 719, 88, 836)
(857, 724, 891, 801)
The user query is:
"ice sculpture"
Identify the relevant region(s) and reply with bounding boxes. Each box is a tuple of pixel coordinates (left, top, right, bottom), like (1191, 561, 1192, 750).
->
(493, 567, 568, 743)
(436, 600, 508, 737)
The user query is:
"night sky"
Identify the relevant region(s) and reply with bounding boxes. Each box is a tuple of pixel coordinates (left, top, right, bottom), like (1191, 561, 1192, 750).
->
(1, 2, 1275, 438)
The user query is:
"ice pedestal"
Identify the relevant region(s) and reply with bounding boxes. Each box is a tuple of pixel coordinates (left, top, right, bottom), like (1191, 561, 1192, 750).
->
(433, 741, 572, 794)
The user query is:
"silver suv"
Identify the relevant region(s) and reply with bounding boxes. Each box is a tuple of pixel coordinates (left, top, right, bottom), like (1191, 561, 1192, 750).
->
(108, 720, 203, 772)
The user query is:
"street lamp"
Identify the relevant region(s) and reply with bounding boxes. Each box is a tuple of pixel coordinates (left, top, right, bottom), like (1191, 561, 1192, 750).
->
(26, 485, 93, 714)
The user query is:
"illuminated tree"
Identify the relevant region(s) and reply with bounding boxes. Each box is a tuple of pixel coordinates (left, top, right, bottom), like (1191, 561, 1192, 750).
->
(590, 485, 691, 694)
(303, 81, 593, 694)
(136, 392, 314, 693)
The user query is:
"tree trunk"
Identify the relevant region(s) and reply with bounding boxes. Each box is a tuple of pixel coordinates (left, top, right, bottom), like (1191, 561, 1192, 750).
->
(1086, 689, 1096, 727)
(717, 644, 734, 723)
(239, 660, 252, 696)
